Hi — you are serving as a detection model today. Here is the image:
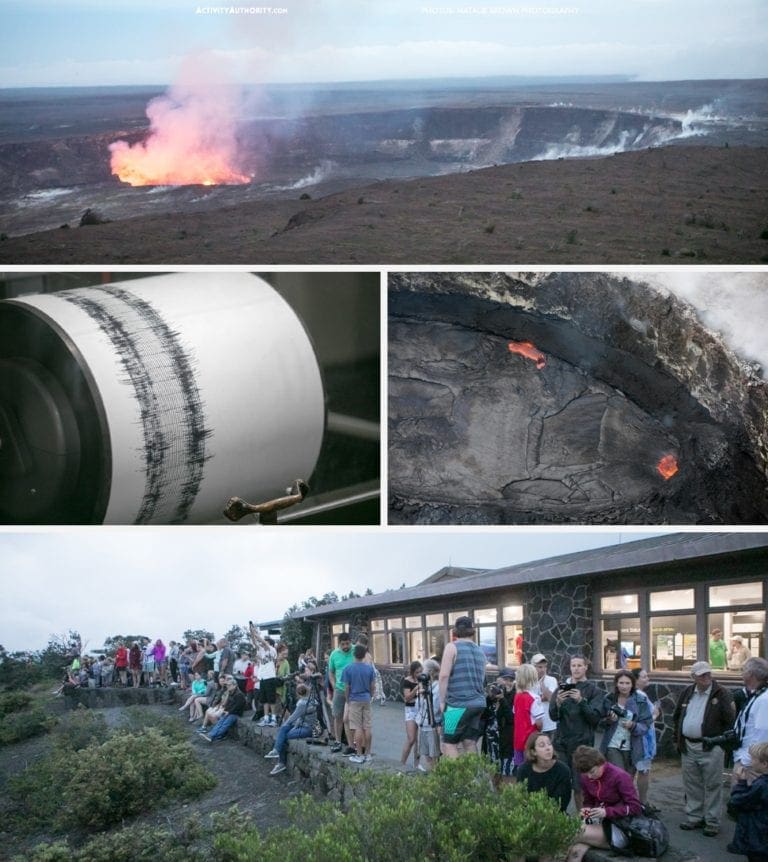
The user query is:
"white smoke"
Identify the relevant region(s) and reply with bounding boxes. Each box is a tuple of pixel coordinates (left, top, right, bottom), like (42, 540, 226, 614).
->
(629, 273, 768, 379)
(532, 130, 635, 161)
(281, 160, 337, 190)
(109, 54, 250, 186)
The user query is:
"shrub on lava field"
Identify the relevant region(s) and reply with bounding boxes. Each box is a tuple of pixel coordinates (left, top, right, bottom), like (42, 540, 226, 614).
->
(52, 706, 109, 750)
(117, 705, 189, 741)
(0, 690, 57, 746)
(213, 755, 578, 861)
(17, 818, 205, 862)
(0, 691, 33, 716)
(9, 725, 215, 832)
(0, 704, 54, 746)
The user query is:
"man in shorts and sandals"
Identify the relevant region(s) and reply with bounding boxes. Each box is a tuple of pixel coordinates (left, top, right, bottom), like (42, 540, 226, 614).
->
(438, 616, 487, 758)
(342, 644, 377, 763)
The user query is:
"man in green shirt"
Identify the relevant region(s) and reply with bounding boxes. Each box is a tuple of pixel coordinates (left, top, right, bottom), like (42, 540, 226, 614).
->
(709, 628, 726, 670)
(328, 632, 355, 753)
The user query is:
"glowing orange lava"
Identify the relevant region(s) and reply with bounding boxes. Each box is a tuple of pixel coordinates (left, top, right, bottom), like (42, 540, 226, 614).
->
(110, 143, 250, 187)
(656, 454, 679, 480)
(108, 80, 251, 187)
(508, 341, 546, 369)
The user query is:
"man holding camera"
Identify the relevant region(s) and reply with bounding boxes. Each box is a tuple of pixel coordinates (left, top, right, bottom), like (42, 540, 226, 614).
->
(673, 660, 735, 837)
(548, 654, 606, 810)
(733, 656, 768, 785)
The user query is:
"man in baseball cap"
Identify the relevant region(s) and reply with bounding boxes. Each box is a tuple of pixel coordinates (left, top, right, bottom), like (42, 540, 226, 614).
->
(672, 660, 735, 836)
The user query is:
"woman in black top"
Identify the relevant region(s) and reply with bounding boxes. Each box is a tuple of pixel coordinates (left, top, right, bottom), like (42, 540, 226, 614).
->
(514, 731, 572, 812)
(400, 661, 422, 767)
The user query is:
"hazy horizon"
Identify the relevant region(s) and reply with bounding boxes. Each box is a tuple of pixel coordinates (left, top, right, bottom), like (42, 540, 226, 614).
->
(3, 73, 768, 96)
(2, 1, 766, 89)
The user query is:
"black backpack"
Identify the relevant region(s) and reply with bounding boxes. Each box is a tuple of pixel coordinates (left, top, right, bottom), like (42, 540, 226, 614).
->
(613, 810, 669, 858)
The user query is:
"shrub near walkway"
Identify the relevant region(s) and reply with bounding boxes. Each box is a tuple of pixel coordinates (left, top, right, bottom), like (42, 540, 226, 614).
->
(215, 755, 579, 861)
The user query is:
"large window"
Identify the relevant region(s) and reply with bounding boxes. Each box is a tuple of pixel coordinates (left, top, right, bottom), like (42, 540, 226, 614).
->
(650, 614, 696, 672)
(597, 578, 766, 675)
(601, 617, 641, 671)
(368, 604, 520, 667)
(369, 617, 405, 665)
(708, 581, 765, 669)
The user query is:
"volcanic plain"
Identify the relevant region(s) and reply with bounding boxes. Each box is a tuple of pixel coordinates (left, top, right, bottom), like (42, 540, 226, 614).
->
(1, 78, 767, 264)
(1, 144, 767, 264)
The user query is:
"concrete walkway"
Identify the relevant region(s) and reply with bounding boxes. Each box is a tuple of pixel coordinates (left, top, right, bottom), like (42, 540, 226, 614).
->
(360, 701, 739, 862)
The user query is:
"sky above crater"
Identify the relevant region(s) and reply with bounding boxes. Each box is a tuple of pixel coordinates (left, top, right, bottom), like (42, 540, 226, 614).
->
(0, 529, 665, 652)
(0, 0, 766, 88)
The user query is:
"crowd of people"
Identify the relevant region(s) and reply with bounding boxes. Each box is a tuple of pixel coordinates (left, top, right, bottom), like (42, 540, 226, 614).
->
(396, 617, 768, 862)
(58, 618, 768, 861)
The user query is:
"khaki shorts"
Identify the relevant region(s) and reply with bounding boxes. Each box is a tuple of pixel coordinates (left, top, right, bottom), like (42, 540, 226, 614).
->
(348, 700, 372, 731)
(419, 726, 440, 757)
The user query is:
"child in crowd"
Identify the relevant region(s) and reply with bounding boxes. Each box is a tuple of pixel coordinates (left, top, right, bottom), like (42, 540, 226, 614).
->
(727, 742, 768, 862)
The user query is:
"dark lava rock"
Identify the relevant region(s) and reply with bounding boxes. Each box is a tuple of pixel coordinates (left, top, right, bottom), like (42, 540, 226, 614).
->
(79, 207, 110, 226)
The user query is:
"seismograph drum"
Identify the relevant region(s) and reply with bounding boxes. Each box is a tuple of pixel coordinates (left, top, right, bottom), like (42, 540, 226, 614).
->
(0, 272, 325, 524)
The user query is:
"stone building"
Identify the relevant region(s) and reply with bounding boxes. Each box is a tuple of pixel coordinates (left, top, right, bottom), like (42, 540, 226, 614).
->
(295, 532, 767, 754)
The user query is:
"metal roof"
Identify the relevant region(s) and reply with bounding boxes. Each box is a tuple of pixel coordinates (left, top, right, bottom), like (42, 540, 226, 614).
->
(294, 532, 768, 620)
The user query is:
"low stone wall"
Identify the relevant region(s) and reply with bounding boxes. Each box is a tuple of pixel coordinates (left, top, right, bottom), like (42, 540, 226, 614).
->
(236, 717, 378, 804)
(62, 686, 176, 709)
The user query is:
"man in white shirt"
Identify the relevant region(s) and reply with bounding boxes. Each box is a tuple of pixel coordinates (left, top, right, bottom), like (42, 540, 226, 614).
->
(250, 624, 278, 726)
(531, 653, 558, 736)
(733, 656, 768, 784)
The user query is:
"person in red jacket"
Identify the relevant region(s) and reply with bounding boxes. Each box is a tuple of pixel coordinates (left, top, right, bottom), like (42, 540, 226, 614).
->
(513, 663, 543, 766)
(566, 745, 642, 862)
(114, 641, 129, 687)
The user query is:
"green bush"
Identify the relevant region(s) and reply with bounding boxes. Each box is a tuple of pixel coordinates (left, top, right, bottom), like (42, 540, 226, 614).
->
(9, 724, 216, 832)
(0, 704, 54, 746)
(51, 707, 109, 750)
(117, 705, 188, 741)
(17, 819, 205, 862)
(0, 691, 33, 716)
(213, 756, 578, 861)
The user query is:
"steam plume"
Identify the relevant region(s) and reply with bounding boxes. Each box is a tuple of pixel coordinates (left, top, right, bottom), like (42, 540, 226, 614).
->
(110, 55, 250, 187)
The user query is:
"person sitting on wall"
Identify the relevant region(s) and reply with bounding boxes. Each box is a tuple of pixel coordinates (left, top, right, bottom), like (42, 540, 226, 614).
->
(565, 745, 643, 862)
(514, 731, 572, 813)
(199, 676, 246, 743)
(265, 682, 317, 775)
